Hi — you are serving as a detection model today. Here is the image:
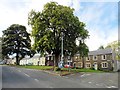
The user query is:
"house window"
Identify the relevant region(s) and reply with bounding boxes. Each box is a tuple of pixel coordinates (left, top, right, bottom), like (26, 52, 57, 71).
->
(86, 56, 90, 61)
(101, 62, 108, 68)
(93, 56, 97, 60)
(93, 62, 97, 65)
(102, 55, 106, 60)
(86, 63, 91, 68)
(78, 62, 83, 68)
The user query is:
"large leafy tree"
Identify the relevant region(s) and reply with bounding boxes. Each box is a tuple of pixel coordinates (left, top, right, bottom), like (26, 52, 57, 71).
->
(28, 2, 89, 66)
(2, 24, 34, 65)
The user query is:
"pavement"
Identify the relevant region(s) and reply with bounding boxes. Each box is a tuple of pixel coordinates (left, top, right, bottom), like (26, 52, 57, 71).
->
(2, 65, 119, 88)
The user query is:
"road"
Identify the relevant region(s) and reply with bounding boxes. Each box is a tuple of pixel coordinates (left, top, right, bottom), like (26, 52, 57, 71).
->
(0, 65, 2, 90)
(2, 66, 118, 88)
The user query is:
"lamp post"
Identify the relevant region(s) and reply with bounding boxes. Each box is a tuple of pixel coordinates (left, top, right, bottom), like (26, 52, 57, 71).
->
(58, 31, 64, 75)
(61, 31, 64, 64)
(68, 52, 71, 72)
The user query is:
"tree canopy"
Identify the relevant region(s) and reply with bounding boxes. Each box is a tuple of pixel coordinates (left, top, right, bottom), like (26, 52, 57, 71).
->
(98, 45, 104, 50)
(28, 2, 89, 66)
(2, 24, 34, 65)
(105, 40, 120, 60)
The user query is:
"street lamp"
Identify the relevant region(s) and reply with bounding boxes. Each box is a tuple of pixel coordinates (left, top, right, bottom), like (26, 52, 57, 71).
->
(61, 31, 64, 63)
(58, 31, 64, 72)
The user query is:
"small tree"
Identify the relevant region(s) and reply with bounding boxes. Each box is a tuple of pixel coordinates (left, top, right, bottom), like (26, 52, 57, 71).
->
(77, 39, 89, 68)
(98, 45, 104, 49)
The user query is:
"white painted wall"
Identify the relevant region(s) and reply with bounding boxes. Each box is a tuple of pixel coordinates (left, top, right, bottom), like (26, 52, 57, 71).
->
(20, 56, 45, 66)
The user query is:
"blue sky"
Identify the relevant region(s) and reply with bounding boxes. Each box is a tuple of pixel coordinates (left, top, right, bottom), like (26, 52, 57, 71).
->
(0, 0, 118, 51)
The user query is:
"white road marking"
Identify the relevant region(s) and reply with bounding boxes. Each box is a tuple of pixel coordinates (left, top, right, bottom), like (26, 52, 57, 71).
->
(95, 83, 104, 86)
(34, 79, 39, 82)
(88, 82, 92, 84)
(80, 74, 91, 77)
(80, 74, 85, 77)
(24, 73, 30, 77)
(106, 86, 117, 88)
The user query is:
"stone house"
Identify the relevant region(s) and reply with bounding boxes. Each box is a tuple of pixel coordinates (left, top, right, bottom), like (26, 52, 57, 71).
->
(73, 48, 119, 71)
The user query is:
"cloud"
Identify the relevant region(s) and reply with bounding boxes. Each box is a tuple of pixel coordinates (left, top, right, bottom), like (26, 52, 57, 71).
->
(0, 0, 75, 34)
(79, 2, 118, 50)
(85, 27, 117, 51)
(0, 0, 118, 51)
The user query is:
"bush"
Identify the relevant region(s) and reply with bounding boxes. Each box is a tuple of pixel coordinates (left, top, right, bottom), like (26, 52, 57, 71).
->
(56, 68, 61, 71)
(90, 67, 95, 70)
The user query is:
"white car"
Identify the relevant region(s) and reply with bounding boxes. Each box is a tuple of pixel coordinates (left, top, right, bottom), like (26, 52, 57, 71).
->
(0, 61, 4, 65)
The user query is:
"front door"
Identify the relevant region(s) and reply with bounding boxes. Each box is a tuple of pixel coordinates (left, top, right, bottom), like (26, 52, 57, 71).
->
(94, 63, 98, 70)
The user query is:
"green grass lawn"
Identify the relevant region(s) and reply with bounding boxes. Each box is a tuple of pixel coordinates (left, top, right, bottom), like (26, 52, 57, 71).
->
(13, 65, 105, 76)
(61, 68, 104, 73)
(17, 65, 53, 70)
(16, 65, 104, 73)
(55, 68, 104, 76)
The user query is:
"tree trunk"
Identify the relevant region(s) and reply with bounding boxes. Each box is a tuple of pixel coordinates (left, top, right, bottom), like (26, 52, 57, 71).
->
(16, 53, 19, 65)
(53, 54, 59, 71)
(82, 56, 85, 68)
(54, 54, 59, 66)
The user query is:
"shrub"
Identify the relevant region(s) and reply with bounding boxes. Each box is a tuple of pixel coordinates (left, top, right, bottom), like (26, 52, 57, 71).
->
(56, 68, 61, 71)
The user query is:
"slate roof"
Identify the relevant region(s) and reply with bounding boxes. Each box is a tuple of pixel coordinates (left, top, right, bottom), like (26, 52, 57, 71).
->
(88, 48, 113, 56)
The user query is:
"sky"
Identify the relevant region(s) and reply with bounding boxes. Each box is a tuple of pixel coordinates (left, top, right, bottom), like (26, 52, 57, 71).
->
(0, 0, 119, 51)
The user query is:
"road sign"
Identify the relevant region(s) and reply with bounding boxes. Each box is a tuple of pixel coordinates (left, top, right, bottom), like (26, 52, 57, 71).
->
(58, 61, 63, 68)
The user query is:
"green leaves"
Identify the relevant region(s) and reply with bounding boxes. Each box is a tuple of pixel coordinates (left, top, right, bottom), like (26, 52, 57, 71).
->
(2, 24, 34, 65)
(28, 2, 89, 65)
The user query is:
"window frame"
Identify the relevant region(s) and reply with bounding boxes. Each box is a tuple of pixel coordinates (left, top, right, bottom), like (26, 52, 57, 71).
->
(93, 55, 97, 60)
(86, 56, 90, 61)
(102, 55, 106, 60)
(86, 63, 91, 68)
(101, 62, 108, 68)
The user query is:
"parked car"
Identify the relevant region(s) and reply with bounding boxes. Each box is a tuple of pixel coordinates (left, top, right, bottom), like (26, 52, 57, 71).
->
(64, 64, 73, 68)
(0, 61, 4, 65)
